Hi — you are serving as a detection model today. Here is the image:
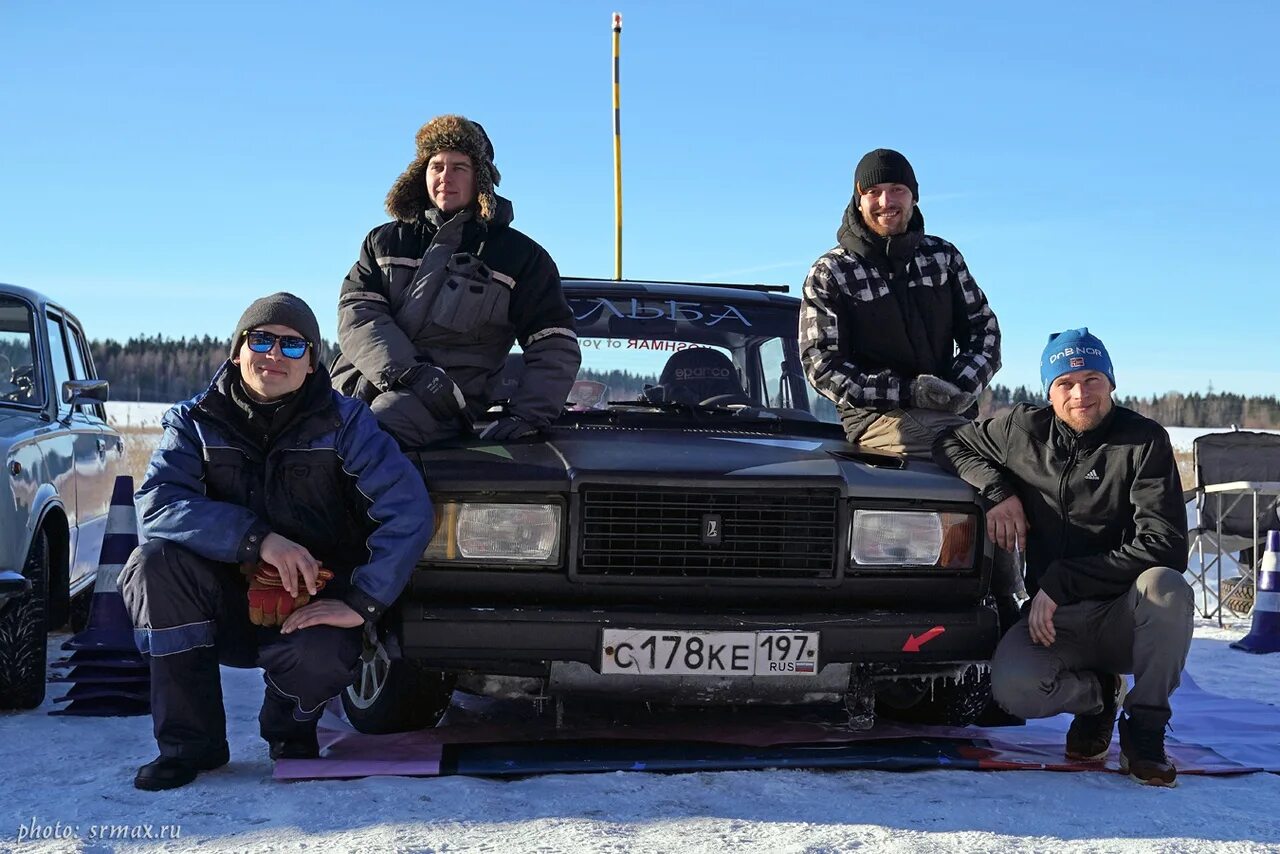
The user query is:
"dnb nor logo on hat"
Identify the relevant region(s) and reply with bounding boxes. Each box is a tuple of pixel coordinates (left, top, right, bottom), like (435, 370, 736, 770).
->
(1040, 327, 1116, 394)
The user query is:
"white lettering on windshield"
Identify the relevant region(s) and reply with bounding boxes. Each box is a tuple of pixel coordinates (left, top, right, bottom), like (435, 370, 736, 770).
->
(625, 339, 700, 351)
(569, 298, 753, 328)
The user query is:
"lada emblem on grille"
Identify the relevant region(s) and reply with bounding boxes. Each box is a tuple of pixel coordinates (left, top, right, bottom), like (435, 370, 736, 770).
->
(700, 513, 723, 545)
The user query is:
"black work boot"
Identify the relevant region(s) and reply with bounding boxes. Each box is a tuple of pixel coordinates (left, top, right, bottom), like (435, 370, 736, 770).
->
(268, 730, 320, 761)
(134, 742, 230, 791)
(1118, 707, 1177, 787)
(139, 646, 230, 790)
(1065, 671, 1126, 760)
(260, 688, 321, 760)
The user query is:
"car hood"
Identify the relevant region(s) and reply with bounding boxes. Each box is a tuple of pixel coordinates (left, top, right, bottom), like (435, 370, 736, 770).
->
(418, 424, 976, 502)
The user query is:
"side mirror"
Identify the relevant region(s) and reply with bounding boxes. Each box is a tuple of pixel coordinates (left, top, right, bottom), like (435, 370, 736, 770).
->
(62, 378, 110, 405)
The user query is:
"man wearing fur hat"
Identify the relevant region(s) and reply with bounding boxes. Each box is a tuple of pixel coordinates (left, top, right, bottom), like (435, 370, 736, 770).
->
(800, 148, 1002, 456)
(331, 115, 581, 447)
(120, 293, 434, 790)
(933, 328, 1193, 786)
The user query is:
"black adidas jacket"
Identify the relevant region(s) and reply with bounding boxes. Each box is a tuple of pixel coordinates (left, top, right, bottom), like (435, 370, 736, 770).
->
(933, 403, 1187, 605)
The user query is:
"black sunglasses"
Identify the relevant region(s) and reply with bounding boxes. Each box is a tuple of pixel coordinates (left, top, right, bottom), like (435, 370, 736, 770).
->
(243, 330, 310, 360)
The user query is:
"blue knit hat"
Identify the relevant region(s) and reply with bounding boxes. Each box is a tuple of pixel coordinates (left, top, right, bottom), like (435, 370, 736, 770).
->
(1040, 328, 1115, 394)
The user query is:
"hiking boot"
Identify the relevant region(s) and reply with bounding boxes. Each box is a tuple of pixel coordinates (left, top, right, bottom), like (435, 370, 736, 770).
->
(134, 742, 230, 791)
(1065, 671, 1126, 760)
(268, 730, 320, 761)
(259, 687, 321, 760)
(1118, 708, 1177, 787)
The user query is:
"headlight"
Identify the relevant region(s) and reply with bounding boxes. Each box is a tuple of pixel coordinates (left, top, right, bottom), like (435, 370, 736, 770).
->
(423, 502, 562, 565)
(851, 509, 976, 568)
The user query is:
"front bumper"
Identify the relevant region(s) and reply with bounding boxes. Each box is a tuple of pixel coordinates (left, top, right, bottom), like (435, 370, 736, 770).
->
(399, 602, 1000, 675)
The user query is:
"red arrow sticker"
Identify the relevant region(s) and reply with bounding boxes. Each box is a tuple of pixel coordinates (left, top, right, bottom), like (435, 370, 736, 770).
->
(902, 625, 946, 653)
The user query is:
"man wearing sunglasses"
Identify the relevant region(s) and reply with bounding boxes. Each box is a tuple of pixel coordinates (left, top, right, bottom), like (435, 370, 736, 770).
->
(119, 292, 434, 790)
(331, 114, 581, 447)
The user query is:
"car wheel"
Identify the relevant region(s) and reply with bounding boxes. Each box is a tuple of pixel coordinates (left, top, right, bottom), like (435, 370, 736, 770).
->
(0, 530, 49, 710)
(875, 664, 991, 727)
(340, 634, 454, 734)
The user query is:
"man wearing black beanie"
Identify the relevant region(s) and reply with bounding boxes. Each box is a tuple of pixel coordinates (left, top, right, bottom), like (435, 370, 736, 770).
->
(799, 148, 1002, 456)
(119, 293, 434, 790)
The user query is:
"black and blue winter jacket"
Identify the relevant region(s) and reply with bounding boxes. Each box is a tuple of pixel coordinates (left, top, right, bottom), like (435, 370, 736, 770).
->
(135, 362, 433, 623)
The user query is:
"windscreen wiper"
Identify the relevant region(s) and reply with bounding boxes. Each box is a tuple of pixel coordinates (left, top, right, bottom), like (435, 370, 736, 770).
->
(605, 400, 699, 415)
(692, 402, 782, 418)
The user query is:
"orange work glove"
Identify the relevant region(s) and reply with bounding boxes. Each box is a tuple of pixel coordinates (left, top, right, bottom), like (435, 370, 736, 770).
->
(245, 562, 335, 627)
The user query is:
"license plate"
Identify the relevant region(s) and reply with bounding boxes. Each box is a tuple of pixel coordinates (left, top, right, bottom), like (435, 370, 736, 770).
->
(600, 629, 819, 677)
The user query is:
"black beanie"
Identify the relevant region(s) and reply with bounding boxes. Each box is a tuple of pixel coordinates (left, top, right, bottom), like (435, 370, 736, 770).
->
(230, 292, 322, 368)
(854, 148, 919, 200)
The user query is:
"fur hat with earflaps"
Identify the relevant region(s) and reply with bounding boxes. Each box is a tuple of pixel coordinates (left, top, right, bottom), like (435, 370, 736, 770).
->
(385, 114, 502, 223)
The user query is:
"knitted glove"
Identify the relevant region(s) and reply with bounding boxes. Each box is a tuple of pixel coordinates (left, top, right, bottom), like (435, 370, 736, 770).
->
(245, 563, 335, 627)
(910, 374, 964, 411)
(478, 415, 537, 441)
(401, 363, 467, 422)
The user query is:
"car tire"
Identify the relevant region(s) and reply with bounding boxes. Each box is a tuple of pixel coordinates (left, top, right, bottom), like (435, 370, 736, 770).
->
(0, 530, 50, 710)
(341, 634, 454, 734)
(1221, 577, 1254, 617)
(875, 664, 991, 727)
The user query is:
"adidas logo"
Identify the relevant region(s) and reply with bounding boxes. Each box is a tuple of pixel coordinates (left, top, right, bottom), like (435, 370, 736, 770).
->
(1084, 469, 1101, 481)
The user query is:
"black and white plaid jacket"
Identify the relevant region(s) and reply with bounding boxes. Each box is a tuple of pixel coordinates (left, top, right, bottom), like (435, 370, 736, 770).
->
(799, 212, 1001, 420)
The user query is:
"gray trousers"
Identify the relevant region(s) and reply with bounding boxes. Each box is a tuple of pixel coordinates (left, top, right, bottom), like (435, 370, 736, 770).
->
(369, 390, 469, 449)
(991, 567, 1194, 719)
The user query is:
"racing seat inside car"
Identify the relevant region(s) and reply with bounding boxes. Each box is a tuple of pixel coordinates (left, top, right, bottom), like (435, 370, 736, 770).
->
(647, 347, 750, 406)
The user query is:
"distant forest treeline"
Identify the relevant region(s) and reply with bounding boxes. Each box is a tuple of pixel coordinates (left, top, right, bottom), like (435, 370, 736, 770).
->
(92, 335, 340, 403)
(90, 335, 1280, 428)
(979, 385, 1280, 429)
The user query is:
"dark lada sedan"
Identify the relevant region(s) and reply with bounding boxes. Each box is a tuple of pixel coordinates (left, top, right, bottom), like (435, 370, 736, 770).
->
(342, 279, 1000, 732)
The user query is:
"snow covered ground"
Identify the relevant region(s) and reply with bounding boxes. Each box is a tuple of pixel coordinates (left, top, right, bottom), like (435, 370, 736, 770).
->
(2, 618, 1278, 854)
(104, 402, 173, 429)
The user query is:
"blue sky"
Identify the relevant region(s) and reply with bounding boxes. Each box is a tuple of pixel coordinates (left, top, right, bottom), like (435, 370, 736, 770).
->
(2, 1, 1277, 397)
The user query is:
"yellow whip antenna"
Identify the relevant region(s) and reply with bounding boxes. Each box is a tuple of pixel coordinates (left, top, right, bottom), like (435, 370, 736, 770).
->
(612, 12, 623, 280)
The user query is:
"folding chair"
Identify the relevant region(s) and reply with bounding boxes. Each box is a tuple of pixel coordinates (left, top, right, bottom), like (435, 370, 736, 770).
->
(1185, 430, 1280, 624)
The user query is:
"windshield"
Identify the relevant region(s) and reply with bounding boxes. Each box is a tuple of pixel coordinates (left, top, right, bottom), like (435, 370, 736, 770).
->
(0, 296, 41, 409)
(562, 289, 838, 423)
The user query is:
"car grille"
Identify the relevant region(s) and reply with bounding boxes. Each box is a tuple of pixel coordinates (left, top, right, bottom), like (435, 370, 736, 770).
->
(578, 487, 841, 580)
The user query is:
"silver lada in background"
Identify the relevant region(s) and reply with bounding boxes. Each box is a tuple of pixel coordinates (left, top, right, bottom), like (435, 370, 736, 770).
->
(0, 283, 122, 709)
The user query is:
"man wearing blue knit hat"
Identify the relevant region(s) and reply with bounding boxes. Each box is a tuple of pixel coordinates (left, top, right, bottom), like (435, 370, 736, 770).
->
(933, 328, 1193, 787)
